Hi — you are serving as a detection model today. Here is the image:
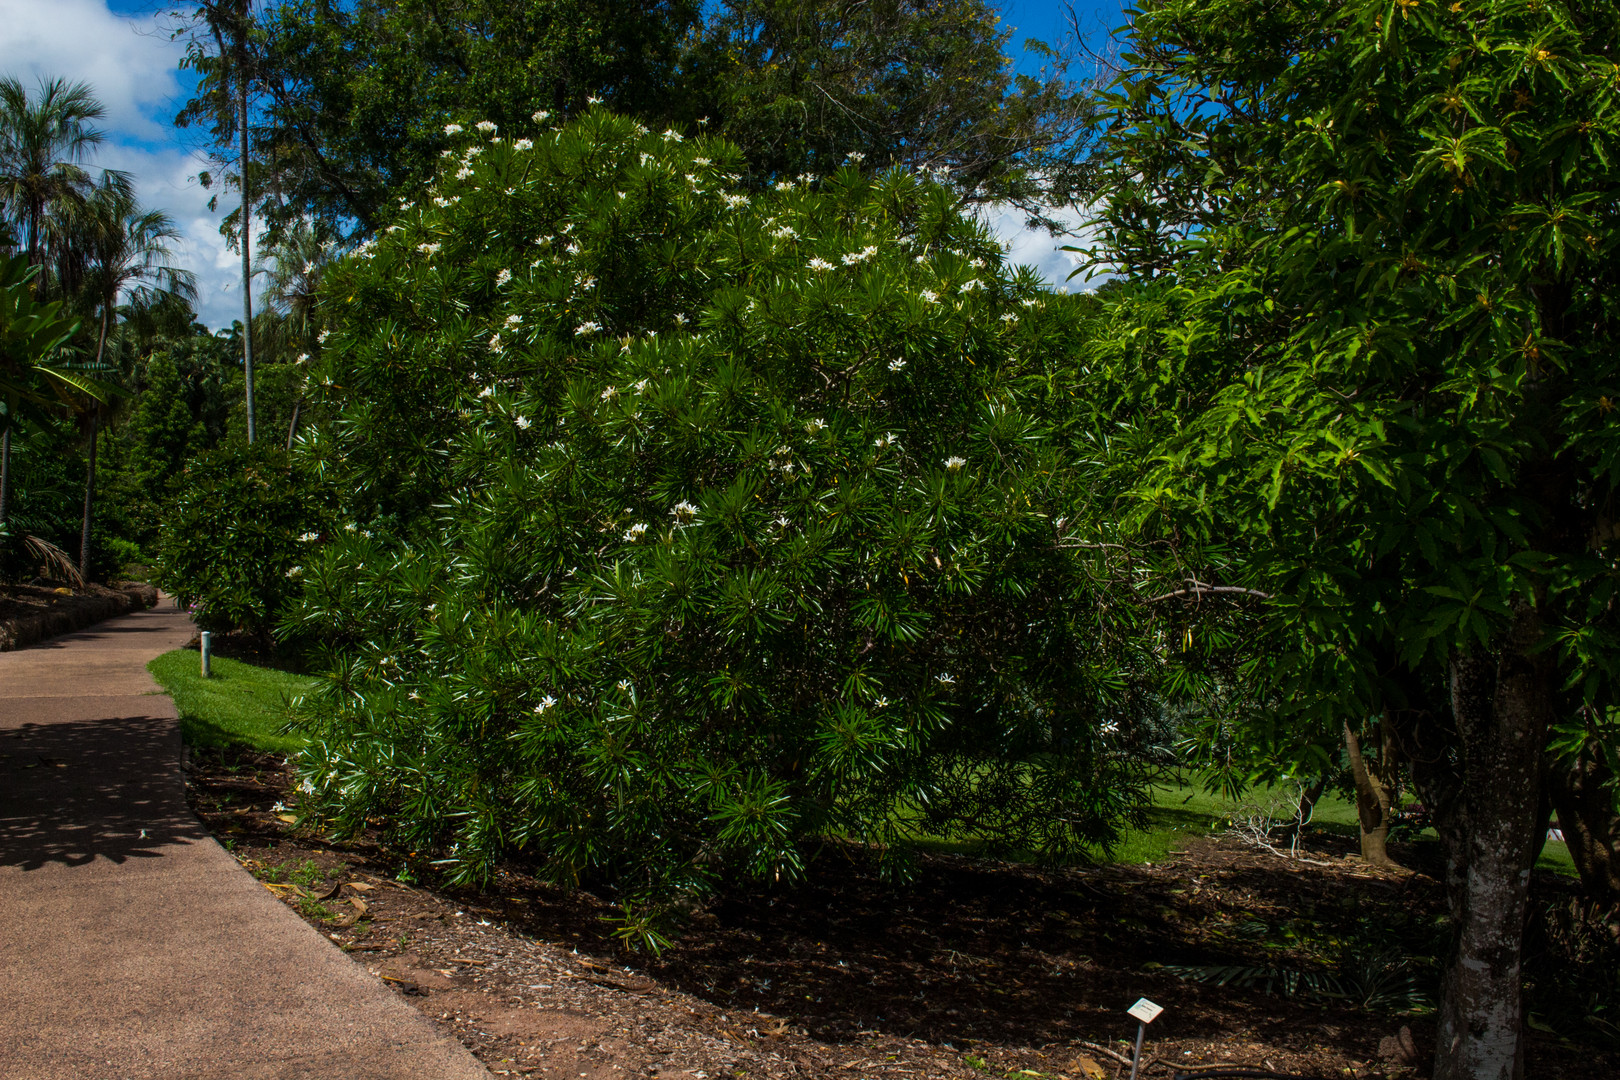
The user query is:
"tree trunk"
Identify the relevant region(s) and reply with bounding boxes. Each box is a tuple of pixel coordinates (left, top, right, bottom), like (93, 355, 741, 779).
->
(239, 18, 257, 447)
(1, 421, 11, 528)
(78, 412, 97, 580)
(1345, 715, 1401, 867)
(1432, 601, 1554, 1080)
(286, 394, 302, 451)
(1546, 749, 1620, 905)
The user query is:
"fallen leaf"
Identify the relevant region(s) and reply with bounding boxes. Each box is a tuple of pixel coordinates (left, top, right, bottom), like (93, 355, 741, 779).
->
(275, 813, 297, 824)
(1074, 1059, 1107, 1080)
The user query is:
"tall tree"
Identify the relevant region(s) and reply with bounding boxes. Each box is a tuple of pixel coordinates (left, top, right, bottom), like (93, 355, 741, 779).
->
(1083, 1, 1620, 1077)
(63, 177, 196, 576)
(0, 251, 79, 533)
(0, 78, 107, 276)
(175, 0, 703, 247)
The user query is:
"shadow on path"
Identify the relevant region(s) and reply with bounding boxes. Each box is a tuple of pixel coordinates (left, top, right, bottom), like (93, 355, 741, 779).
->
(0, 714, 205, 871)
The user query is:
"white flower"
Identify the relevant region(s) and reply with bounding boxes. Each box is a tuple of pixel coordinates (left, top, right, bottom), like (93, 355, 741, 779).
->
(463, 145, 483, 158)
(693, 157, 711, 166)
(295, 353, 310, 365)
(962, 279, 984, 292)
(920, 289, 938, 303)
(505, 314, 523, 327)
(623, 522, 648, 541)
(722, 193, 749, 209)
(617, 678, 633, 691)
(564, 241, 579, 255)
(433, 196, 452, 208)
(343, 523, 357, 532)
(663, 128, 683, 142)
(845, 151, 866, 163)
(935, 672, 956, 685)
(587, 95, 603, 105)
(671, 500, 699, 521)
(440, 149, 456, 158)
(576, 321, 602, 336)
(874, 432, 898, 449)
(632, 378, 649, 392)
(444, 123, 463, 135)
(806, 418, 827, 432)
(532, 110, 550, 122)
(478, 385, 495, 399)
(1100, 719, 1120, 736)
(600, 385, 619, 401)
(513, 138, 533, 151)
(673, 313, 687, 327)
(318, 329, 331, 344)
(285, 565, 302, 579)
(944, 456, 966, 471)
(496, 268, 513, 286)
(914, 254, 929, 264)
(476, 120, 497, 133)
(797, 172, 815, 184)
(489, 333, 504, 352)
(577, 275, 596, 290)
(456, 167, 474, 180)
(874, 696, 891, 709)
(970, 257, 985, 269)
(533, 695, 557, 713)
(400, 201, 415, 211)
(1021, 298, 1041, 308)
(774, 180, 794, 191)
(888, 358, 906, 372)
(1000, 313, 1018, 323)
(515, 415, 531, 430)
(418, 242, 441, 255)
(808, 257, 834, 272)
(772, 226, 797, 240)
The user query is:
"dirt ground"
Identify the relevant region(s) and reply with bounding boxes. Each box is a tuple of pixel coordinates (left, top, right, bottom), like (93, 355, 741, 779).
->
(183, 746, 1613, 1080)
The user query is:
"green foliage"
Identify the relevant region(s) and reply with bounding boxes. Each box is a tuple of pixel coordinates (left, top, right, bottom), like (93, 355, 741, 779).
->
(154, 443, 330, 640)
(148, 648, 314, 754)
(288, 110, 1157, 926)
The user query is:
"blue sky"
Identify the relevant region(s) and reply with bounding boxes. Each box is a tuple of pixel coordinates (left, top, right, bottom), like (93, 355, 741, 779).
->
(3, 0, 1123, 330)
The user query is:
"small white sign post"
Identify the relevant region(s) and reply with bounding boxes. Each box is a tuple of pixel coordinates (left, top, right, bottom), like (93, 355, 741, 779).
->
(199, 630, 212, 678)
(1126, 998, 1163, 1080)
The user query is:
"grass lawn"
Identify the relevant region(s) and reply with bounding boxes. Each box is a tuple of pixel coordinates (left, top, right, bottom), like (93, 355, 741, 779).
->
(148, 649, 315, 754)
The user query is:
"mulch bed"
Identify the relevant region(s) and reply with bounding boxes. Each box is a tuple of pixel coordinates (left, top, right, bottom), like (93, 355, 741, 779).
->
(184, 746, 1613, 1080)
(0, 581, 158, 650)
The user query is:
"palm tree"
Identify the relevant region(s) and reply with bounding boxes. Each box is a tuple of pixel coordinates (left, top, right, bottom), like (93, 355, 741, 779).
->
(64, 179, 196, 575)
(0, 78, 107, 275)
(0, 249, 81, 536)
(258, 218, 330, 447)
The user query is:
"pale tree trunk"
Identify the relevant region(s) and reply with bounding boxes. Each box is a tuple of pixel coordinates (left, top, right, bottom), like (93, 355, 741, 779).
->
(0, 421, 11, 528)
(78, 412, 97, 580)
(1346, 714, 1402, 867)
(1432, 600, 1554, 1080)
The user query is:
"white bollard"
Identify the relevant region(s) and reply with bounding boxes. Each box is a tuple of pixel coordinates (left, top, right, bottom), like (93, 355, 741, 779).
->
(200, 631, 212, 678)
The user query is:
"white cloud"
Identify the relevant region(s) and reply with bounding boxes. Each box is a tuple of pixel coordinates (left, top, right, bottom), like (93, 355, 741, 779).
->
(982, 202, 1110, 293)
(0, 0, 242, 329)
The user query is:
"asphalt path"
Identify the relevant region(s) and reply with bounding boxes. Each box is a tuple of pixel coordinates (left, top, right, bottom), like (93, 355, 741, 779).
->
(0, 601, 489, 1080)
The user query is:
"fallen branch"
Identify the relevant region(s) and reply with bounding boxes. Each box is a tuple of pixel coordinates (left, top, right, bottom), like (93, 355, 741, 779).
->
(1144, 583, 1272, 603)
(1076, 1041, 1135, 1067)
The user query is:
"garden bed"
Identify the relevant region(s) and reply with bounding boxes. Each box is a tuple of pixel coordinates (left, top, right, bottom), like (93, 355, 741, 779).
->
(0, 581, 159, 650)
(183, 746, 1615, 1080)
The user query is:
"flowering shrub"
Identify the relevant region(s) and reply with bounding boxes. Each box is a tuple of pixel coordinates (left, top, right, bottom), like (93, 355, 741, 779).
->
(290, 109, 1152, 941)
(154, 444, 330, 643)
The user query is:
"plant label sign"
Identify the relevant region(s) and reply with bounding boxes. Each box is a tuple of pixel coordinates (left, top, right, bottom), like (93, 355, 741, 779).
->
(1127, 998, 1163, 1025)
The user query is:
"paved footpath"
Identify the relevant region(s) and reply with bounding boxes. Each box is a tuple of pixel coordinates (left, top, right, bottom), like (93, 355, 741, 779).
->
(0, 602, 490, 1080)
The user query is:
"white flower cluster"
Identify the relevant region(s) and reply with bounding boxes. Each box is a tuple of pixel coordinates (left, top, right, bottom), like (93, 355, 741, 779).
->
(623, 521, 648, 542)
(418, 242, 441, 256)
(722, 193, 749, 209)
(476, 120, 497, 133)
(845, 151, 866, 163)
(772, 225, 797, 240)
(806, 418, 827, 433)
(298, 531, 319, 542)
(488, 333, 503, 352)
(671, 500, 699, 523)
(842, 246, 878, 266)
(513, 138, 533, 151)
(444, 123, 463, 135)
(774, 180, 794, 191)
(944, 456, 966, 471)
(505, 314, 522, 328)
(919, 289, 938, 303)
(808, 257, 834, 272)
(533, 110, 550, 122)
(888, 358, 907, 372)
(533, 694, 557, 713)
(874, 432, 899, 449)
(576, 321, 602, 336)
(515, 415, 531, 430)
(496, 268, 513, 286)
